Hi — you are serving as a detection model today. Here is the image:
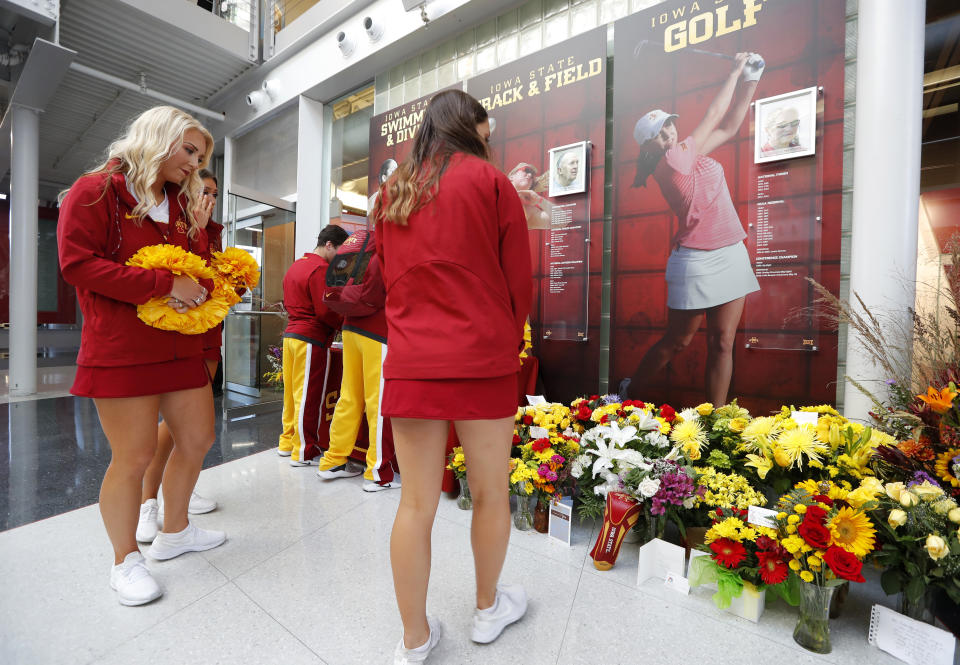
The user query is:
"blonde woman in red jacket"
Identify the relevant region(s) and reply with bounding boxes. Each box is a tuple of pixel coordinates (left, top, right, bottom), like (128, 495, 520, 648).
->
(375, 90, 533, 664)
(57, 106, 226, 607)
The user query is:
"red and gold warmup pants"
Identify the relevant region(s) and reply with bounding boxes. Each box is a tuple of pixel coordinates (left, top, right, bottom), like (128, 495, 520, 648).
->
(278, 336, 331, 463)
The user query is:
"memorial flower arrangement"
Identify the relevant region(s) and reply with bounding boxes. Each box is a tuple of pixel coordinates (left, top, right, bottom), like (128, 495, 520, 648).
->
(446, 446, 467, 480)
(689, 468, 768, 526)
(739, 406, 890, 495)
(772, 479, 877, 587)
(126, 243, 260, 335)
(262, 344, 283, 388)
(513, 433, 580, 506)
(569, 394, 675, 435)
(689, 507, 798, 608)
(514, 403, 572, 447)
(869, 477, 960, 611)
(671, 401, 750, 469)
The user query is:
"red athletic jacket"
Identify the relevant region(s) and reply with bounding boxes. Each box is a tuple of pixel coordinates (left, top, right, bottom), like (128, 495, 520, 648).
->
(58, 171, 213, 367)
(323, 247, 388, 343)
(376, 153, 532, 379)
(282, 253, 343, 346)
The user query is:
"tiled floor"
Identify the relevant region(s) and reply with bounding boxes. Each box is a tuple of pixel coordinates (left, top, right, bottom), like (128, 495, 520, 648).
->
(0, 427, 939, 664)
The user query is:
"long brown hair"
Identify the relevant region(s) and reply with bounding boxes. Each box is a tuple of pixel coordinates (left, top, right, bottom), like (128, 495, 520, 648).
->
(375, 90, 491, 226)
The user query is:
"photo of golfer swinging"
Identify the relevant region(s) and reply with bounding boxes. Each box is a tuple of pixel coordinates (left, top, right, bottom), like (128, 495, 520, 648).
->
(626, 51, 764, 405)
(755, 86, 818, 163)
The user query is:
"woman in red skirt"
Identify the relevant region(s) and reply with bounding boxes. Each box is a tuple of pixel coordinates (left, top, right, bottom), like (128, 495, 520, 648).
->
(375, 90, 533, 663)
(136, 169, 221, 543)
(58, 106, 226, 606)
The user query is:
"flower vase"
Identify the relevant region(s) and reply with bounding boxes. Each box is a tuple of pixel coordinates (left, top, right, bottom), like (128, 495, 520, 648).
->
(513, 494, 534, 531)
(590, 492, 643, 571)
(533, 501, 549, 533)
(899, 589, 936, 625)
(793, 583, 835, 654)
(456, 478, 472, 510)
(829, 581, 848, 619)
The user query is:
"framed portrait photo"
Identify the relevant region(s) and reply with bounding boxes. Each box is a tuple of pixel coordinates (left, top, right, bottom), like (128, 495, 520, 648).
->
(548, 140, 589, 197)
(754, 86, 818, 164)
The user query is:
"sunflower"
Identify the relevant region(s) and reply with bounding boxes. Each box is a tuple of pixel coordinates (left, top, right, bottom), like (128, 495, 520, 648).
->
(669, 419, 707, 451)
(775, 426, 827, 469)
(740, 417, 781, 452)
(935, 448, 960, 489)
(828, 507, 876, 558)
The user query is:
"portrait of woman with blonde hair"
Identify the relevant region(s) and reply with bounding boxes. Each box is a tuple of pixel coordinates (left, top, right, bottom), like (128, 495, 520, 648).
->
(58, 105, 224, 606)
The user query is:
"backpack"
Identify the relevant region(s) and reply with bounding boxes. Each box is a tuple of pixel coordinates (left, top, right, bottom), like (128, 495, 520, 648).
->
(326, 228, 373, 287)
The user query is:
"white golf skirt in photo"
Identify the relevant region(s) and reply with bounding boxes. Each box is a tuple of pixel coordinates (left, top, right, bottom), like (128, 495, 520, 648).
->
(665, 242, 760, 310)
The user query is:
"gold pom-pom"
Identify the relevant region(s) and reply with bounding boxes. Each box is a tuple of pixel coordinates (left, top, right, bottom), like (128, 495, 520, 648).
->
(127, 244, 215, 280)
(212, 247, 260, 290)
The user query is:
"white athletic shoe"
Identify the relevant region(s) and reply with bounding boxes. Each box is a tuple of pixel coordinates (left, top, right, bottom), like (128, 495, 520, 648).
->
(277, 448, 292, 457)
(471, 584, 528, 643)
(135, 499, 160, 543)
(362, 478, 402, 492)
(110, 551, 162, 606)
(187, 491, 217, 514)
(316, 462, 364, 479)
(147, 523, 226, 560)
(393, 617, 443, 664)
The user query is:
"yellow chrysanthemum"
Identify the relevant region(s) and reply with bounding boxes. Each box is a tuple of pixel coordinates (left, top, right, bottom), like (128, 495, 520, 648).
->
(935, 448, 960, 489)
(800, 570, 815, 583)
(212, 247, 261, 289)
(741, 417, 781, 452)
(670, 419, 707, 451)
(775, 426, 827, 468)
(828, 507, 876, 558)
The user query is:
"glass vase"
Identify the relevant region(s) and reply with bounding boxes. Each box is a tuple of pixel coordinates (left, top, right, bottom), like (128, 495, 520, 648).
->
(456, 477, 472, 510)
(899, 589, 936, 625)
(513, 493, 534, 531)
(793, 583, 835, 654)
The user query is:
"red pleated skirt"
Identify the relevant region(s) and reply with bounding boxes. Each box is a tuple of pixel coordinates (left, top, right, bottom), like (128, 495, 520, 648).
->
(381, 373, 519, 420)
(71, 356, 209, 398)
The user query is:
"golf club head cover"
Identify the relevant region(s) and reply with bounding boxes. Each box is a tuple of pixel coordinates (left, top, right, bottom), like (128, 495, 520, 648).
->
(590, 491, 643, 571)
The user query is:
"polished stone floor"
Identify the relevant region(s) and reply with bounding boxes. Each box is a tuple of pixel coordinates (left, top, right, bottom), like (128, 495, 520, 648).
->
(0, 391, 281, 532)
(0, 387, 951, 664)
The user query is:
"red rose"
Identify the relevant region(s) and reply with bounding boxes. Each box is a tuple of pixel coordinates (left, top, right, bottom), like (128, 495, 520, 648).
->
(659, 404, 676, 422)
(812, 495, 834, 507)
(805, 505, 828, 524)
(823, 545, 865, 583)
(577, 405, 592, 420)
(589, 395, 599, 400)
(512, 434, 521, 444)
(600, 414, 609, 424)
(523, 414, 533, 425)
(797, 517, 831, 549)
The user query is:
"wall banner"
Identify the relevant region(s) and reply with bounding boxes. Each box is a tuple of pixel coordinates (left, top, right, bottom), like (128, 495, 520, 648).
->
(610, 0, 846, 413)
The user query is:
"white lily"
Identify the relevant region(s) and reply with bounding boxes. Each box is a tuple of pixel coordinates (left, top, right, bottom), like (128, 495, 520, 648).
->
(632, 410, 661, 432)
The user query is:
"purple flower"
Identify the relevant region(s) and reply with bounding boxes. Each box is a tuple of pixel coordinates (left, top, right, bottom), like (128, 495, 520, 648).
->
(648, 469, 697, 515)
(908, 470, 941, 488)
(546, 471, 558, 482)
(551, 455, 565, 464)
(538, 464, 550, 477)
(601, 394, 621, 405)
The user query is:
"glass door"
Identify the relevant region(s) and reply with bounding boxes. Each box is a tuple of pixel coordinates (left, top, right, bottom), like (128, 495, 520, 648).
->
(223, 186, 295, 408)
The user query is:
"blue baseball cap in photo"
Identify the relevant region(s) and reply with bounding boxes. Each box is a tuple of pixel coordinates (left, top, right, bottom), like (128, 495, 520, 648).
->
(633, 110, 679, 145)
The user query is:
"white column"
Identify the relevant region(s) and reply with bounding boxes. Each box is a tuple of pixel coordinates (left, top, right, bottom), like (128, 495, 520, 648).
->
(9, 105, 40, 396)
(296, 95, 325, 257)
(843, 0, 925, 420)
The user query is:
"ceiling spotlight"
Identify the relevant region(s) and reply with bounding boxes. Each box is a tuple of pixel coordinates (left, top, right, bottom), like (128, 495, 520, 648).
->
(336, 31, 355, 57)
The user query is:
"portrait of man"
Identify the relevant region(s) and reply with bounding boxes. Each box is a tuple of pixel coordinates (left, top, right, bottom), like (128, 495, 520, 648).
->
(548, 142, 588, 196)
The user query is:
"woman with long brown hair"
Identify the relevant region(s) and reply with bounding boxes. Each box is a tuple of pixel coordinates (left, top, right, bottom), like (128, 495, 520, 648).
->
(374, 89, 533, 663)
(58, 106, 226, 606)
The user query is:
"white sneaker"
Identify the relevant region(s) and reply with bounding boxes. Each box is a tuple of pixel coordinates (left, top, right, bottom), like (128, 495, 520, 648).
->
(187, 491, 217, 514)
(363, 478, 402, 492)
(393, 616, 442, 664)
(316, 462, 364, 479)
(277, 448, 292, 457)
(110, 551, 162, 606)
(471, 584, 528, 643)
(147, 523, 226, 560)
(136, 499, 160, 543)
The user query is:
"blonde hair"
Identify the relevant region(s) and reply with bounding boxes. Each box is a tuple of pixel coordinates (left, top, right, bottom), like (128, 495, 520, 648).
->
(69, 106, 214, 238)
